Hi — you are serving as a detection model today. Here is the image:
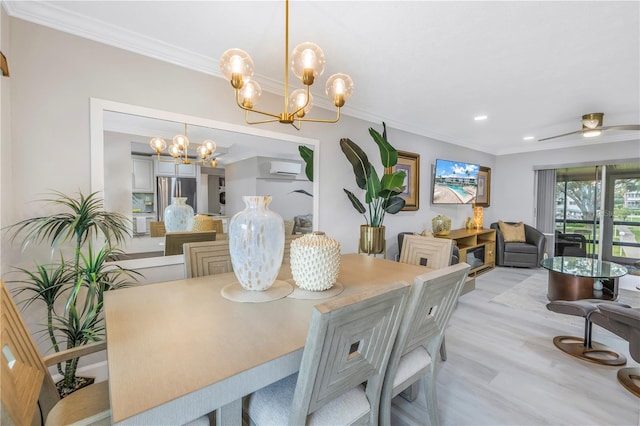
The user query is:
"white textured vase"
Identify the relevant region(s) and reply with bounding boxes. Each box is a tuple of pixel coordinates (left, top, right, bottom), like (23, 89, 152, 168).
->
(229, 196, 284, 291)
(290, 232, 341, 291)
(164, 197, 194, 232)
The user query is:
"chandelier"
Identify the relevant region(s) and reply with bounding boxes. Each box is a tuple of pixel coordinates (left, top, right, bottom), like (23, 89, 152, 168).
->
(149, 124, 219, 167)
(219, 0, 354, 130)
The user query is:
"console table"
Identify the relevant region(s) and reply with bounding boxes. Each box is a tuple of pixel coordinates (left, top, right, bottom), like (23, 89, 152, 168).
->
(435, 228, 496, 276)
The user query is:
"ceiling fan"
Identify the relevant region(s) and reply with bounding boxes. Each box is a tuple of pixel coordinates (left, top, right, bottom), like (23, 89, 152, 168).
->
(538, 113, 640, 141)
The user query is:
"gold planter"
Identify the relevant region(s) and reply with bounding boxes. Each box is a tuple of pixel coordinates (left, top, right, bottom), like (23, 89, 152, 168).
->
(359, 225, 386, 254)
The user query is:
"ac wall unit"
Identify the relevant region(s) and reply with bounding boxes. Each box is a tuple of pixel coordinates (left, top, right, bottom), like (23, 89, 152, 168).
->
(270, 161, 302, 176)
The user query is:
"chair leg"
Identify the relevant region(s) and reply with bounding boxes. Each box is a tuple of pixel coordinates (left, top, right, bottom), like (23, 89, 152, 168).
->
(421, 372, 440, 426)
(618, 368, 640, 398)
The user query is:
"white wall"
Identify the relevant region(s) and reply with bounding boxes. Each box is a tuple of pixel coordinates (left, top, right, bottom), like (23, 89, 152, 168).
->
(492, 140, 640, 227)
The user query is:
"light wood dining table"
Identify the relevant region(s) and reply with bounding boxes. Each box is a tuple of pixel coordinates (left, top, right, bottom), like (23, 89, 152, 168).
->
(104, 253, 430, 425)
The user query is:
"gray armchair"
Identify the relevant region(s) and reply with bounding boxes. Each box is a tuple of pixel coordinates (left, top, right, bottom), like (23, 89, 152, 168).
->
(490, 222, 546, 267)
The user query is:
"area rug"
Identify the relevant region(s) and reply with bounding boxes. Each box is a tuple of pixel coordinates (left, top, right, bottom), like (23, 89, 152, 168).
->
(490, 272, 640, 327)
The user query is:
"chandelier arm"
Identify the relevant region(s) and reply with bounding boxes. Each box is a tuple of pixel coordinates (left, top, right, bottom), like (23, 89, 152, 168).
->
(296, 107, 342, 124)
(234, 90, 281, 119)
(244, 111, 282, 125)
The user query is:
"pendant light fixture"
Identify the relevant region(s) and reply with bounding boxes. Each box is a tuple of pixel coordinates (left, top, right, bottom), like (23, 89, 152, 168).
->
(149, 124, 218, 167)
(219, 0, 354, 130)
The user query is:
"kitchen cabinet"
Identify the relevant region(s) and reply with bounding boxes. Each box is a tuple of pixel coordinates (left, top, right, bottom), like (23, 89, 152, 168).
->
(132, 155, 154, 192)
(155, 158, 198, 177)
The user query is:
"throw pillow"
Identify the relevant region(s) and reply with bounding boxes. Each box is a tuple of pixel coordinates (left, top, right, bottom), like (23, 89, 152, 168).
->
(499, 220, 526, 243)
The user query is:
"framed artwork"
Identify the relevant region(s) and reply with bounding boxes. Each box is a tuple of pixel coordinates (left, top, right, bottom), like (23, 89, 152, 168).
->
(475, 166, 491, 207)
(391, 150, 420, 211)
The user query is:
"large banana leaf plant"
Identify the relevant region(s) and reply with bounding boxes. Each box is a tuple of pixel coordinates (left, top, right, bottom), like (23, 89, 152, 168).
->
(341, 123, 406, 227)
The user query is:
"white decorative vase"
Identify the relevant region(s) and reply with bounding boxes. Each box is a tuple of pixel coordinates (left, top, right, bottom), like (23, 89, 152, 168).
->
(229, 196, 284, 291)
(290, 232, 341, 291)
(164, 197, 194, 232)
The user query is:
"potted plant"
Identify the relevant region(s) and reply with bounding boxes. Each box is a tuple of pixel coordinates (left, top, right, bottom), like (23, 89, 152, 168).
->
(340, 123, 406, 254)
(6, 190, 141, 397)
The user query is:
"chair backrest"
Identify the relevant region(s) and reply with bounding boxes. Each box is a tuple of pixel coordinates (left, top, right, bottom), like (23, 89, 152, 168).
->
(399, 234, 453, 270)
(164, 230, 216, 256)
(284, 220, 295, 236)
(150, 221, 166, 237)
(288, 281, 410, 425)
(1, 280, 60, 425)
(383, 263, 470, 394)
(183, 240, 233, 278)
(283, 234, 303, 263)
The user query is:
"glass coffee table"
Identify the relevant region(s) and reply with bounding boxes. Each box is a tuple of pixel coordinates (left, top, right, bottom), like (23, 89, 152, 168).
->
(541, 256, 628, 301)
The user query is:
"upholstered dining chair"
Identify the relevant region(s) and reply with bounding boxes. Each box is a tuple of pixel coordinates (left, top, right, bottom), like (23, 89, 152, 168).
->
(183, 240, 233, 278)
(282, 234, 303, 263)
(379, 263, 470, 426)
(243, 281, 410, 425)
(164, 230, 217, 256)
(399, 234, 455, 362)
(399, 234, 454, 270)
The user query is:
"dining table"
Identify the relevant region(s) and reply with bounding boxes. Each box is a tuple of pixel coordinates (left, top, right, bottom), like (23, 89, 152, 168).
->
(104, 253, 431, 425)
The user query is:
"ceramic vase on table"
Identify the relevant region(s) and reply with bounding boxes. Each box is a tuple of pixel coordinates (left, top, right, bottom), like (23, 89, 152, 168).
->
(290, 232, 341, 291)
(164, 197, 194, 232)
(229, 196, 284, 291)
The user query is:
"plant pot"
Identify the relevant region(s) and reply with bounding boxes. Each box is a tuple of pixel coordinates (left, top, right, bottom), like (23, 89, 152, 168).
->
(56, 376, 95, 398)
(359, 225, 386, 254)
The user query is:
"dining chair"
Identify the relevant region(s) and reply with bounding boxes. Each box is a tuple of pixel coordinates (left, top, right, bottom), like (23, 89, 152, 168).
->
(183, 240, 233, 278)
(164, 230, 217, 256)
(399, 234, 455, 362)
(1, 279, 110, 425)
(244, 280, 410, 425)
(283, 234, 303, 263)
(379, 263, 470, 426)
(399, 234, 453, 270)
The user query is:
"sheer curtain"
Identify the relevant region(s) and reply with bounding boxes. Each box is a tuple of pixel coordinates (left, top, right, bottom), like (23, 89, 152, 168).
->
(535, 169, 556, 256)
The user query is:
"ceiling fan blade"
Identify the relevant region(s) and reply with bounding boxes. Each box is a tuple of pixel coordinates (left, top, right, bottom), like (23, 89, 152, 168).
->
(538, 129, 583, 142)
(601, 124, 640, 131)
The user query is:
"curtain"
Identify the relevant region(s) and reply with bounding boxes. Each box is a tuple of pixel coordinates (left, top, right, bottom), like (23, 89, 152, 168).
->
(535, 168, 556, 234)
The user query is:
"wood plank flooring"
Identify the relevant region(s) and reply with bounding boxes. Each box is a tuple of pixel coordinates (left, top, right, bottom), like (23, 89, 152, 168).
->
(390, 266, 640, 426)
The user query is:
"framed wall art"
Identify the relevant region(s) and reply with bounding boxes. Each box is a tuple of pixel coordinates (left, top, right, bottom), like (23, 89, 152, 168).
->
(391, 150, 420, 211)
(475, 166, 491, 207)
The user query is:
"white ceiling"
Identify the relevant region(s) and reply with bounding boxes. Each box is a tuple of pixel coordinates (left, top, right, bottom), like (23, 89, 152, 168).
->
(4, 0, 640, 155)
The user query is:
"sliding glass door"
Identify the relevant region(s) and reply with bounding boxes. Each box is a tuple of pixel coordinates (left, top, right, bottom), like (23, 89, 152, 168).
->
(554, 162, 640, 264)
(602, 165, 640, 263)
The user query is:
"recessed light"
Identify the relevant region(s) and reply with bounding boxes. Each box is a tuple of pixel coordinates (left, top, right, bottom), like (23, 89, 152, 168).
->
(523, 136, 535, 141)
(474, 115, 488, 121)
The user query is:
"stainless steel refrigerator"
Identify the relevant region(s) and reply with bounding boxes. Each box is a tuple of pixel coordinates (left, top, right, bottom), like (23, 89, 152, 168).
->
(157, 177, 197, 221)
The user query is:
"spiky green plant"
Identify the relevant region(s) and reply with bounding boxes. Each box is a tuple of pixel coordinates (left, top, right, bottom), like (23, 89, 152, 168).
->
(6, 190, 140, 396)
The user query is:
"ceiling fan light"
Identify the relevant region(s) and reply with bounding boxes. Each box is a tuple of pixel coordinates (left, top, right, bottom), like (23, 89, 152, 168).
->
(583, 129, 602, 138)
(581, 112, 603, 130)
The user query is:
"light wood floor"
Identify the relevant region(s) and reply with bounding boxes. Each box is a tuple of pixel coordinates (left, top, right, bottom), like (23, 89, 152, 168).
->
(391, 266, 640, 426)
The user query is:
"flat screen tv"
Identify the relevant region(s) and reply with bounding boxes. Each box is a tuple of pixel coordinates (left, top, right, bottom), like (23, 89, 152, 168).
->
(432, 159, 480, 204)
